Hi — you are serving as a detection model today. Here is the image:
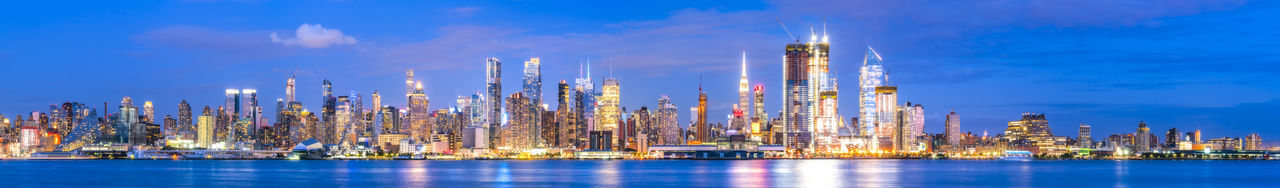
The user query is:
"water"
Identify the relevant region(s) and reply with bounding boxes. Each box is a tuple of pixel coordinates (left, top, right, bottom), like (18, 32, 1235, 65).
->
(0, 160, 1275, 187)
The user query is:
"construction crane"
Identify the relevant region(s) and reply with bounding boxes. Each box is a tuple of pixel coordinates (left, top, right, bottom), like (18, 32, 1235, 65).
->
(776, 18, 799, 43)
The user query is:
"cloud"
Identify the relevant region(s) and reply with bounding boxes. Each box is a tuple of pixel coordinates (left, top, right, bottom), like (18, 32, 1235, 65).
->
(270, 24, 358, 48)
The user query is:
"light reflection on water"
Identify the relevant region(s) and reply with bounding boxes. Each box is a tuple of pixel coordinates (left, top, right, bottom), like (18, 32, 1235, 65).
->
(0, 160, 1275, 187)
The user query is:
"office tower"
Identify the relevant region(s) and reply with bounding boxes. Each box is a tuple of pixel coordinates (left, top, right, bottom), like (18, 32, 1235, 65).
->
(814, 89, 840, 152)
(1135, 121, 1150, 152)
(574, 61, 596, 148)
(808, 30, 834, 153)
(656, 96, 680, 145)
(1244, 133, 1262, 150)
(523, 58, 543, 106)
(408, 82, 430, 141)
(117, 97, 139, 144)
(1164, 127, 1179, 149)
(631, 107, 654, 151)
(783, 41, 811, 151)
(469, 93, 487, 128)
(142, 101, 154, 124)
(178, 100, 192, 133)
(873, 86, 898, 151)
(860, 46, 887, 150)
(335, 96, 352, 145)
(163, 115, 176, 136)
(287, 71, 296, 103)
(1193, 130, 1201, 144)
(198, 113, 215, 148)
(371, 90, 381, 115)
(1079, 123, 1092, 147)
(737, 52, 752, 134)
(598, 78, 620, 148)
(695, 86, 709, 143)
(320, 79, 337, 143)
(243, 89, 259, 128)
(485, 57, 502, 149)
(1004, 113, 1051, 141)
(945, 110, 961, 146)
(557, 81, 577, 148)
(751, 85, 766, 140)
(380, 106, 400, 134)
(225, 89, 241, 119)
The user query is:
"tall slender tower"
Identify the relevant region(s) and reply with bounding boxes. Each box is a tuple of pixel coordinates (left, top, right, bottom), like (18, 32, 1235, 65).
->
(142, 101, 155, 124)
(405, 69, 415, 101)
(599, 78, 621, 148)
(874, 86, 898, 151)
(523, 58, 543, 106)
(225, 89, 241, 120)
(751, 84, 766, 139)
(178, 100, 193, 133)
(287, 71, 296, 104)
(696, 79, 709, 142)
(485, 57, 502, 148)
(737, 51, 751, 134)
(1078, 123, 1091, 147)
(945, 110, 961, 146)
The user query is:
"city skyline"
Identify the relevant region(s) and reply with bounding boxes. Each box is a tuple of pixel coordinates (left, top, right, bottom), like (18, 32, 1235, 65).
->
(2, 1, 1279, 140)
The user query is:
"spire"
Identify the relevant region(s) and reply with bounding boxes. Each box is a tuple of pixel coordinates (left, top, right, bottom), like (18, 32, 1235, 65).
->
(698, 74, 703, 91)
(586, 58, 592, 79)
(741, 51, 748, 77)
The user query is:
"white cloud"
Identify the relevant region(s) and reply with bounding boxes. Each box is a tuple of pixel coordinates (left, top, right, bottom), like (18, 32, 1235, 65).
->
(270, 23, 358, 48)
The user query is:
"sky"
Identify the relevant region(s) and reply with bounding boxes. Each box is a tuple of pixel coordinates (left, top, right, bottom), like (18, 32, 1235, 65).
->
(1, 0, 1278, 141)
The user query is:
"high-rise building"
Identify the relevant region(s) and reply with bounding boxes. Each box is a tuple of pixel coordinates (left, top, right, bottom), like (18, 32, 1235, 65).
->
(163, 115, 176, 136)
(945, 110, 961, 146)
(598, 78, 621, 148)
(873, 86, 898, 151)
(287, 71, 296, 103)
(695, 87, 709, 143)
(1004, 113, 1051, 142)
(737, 52, 752, 134)
(408, 82, 430, 141)
(1136, 121, 1150, 152)
(142, 101, 155, 124)
(1078, 123, 1092, 147)
(1164, 127, 1179, 149)
(556, 81, 577, 148)
(656, 95, 680, 145)
(225, 89, 241, 119)
(178, 100, 193, 133)
(506, 92, 536, 150)
(897, 102, 923, 152)
(783, 41, 811, 151)
(860, 46, 887, 150)
(523, 58, 542, 106)
(405, 69, 415, 101)
(197, 113, 214, 148)
(751, 84, 766, 140)
(574, 61, 595, 149)
(243, 89, 259, 129)
(1244, 133, 1262, 150)
(485, 58, 502, 149)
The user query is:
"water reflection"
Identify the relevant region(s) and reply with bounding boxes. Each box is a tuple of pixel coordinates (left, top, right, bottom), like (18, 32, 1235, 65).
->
(850, 160, 898, 187)
(595, 161, 621, 186)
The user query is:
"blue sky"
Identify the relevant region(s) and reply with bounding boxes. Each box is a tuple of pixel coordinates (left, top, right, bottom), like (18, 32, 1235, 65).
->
(1, 0, 1278, 141)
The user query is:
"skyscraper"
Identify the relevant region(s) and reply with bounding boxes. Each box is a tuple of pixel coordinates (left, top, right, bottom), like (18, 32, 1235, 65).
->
(783, 41, 811, 151)
(860, 46, 887, 150)
(485, 57, 502, 149)
(872, 86, 899, 151)
(225, 89, 241, 119)
(142, 101, 154, 124)
(197, 113, 214, 148)
(598, 78, 621, 149)
(1244, 133, 1262, 150)
(556, 81, 577, 148)
(243, 89, 259, 129)
(287, 71, 296, 103)
(737, 51, 751, 134)
(751, 84, 766, 140)
(656, 95, 680, 145)
(523, 58, 542, 106)
(406, 69, 415, 102)
(945, 110, 961, 146)
(695, 86, 709, 143)
(178, 100, 193, 133)
(408, 82, 430, 141)
(1136, 121, 1150, 152)
(1079, 123, 1092, 148)
(898, 102, 923, 152)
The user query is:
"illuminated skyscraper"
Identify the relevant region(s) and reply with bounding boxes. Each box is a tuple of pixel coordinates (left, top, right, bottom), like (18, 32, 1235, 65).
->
(574, 61, 596, 148)
(408, 82, 430, 141)
(898, 102, 923, 152)
(197, 113, 214, 148)
(598, 78, 621, 148)
(1136, 121, 1150, 152)
(1245, 133, 1262, 150)
(406, 69, 415, 101)
(946, 110, 961, 146)
(556, 81, 577, 148)
(656, 95, 680, 145)
(524, 58, 542, 106)
(873, 86, 898, 151)
(225, 89, 241, 119)
(782, 38, 816, 150)
(506, 92, 536, 150)
(243, 89, 259, 130)
(486, 57, 502, 149)
(178, 100, 193, 133)
(287, 71, 296, 103)
(737, 52, 751, 134)
(695, 86, 709, 143)
(142, 101, 154, 124)
(860, 46, 887, 150)
(1078, 123, 1092, 147)
(751, 84, 766, 140)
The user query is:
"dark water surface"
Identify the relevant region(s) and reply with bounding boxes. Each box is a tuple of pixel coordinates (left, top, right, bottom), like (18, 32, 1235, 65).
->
(1, 160, 1276, 187)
